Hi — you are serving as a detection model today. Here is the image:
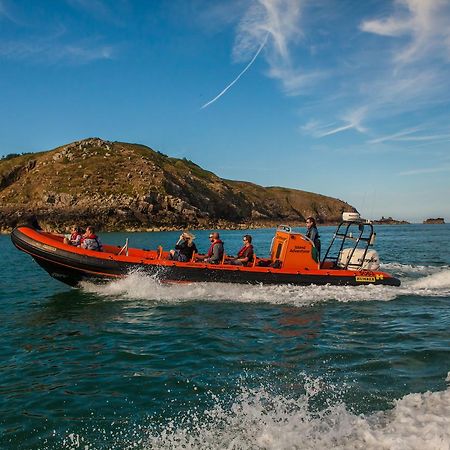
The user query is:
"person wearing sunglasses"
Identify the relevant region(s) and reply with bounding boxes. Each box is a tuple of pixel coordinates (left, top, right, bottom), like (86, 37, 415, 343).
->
(169, 231, 197, 262)
(228, 234, 254, 266)
(196, 232, 224, 264)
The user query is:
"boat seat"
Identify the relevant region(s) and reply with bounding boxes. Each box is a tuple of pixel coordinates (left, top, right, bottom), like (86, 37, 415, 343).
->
(256, 258, 271, 267)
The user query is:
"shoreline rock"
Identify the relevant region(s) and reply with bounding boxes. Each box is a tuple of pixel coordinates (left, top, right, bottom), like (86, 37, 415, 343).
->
(372, 216, 410, 225)
(1, 138, 358, 234)
(423, 218, 445, 224)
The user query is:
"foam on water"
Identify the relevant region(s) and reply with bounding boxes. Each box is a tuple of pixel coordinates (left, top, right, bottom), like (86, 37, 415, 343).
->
(409, 268, 450, 290)
(381, 262, 448, 277)
(146, 386, 450, 450)
(56, 374, 450, 450)
(81, 272, 400, 305)
(80, 265, 450, 306)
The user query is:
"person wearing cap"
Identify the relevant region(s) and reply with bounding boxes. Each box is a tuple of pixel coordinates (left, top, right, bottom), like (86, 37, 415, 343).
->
(228, 234, 254, 266)
(196, 232, 224, 264)
(169, 231, 198, 262)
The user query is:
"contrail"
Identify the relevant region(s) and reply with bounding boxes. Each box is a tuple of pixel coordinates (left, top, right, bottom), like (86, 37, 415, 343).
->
(201, 33, 269, 109)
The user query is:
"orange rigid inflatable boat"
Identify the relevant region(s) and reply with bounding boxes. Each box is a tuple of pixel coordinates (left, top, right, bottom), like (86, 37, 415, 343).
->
(10, 213, 401, 288)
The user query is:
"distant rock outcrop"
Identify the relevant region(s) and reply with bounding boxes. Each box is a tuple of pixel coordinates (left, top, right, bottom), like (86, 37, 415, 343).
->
(0, 138, 357, 233)
(373, 216, 409, 225)
(423, 218, 445, 224)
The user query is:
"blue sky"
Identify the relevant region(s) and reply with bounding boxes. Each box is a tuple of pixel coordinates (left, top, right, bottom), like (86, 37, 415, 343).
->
(1, 0, 449, 222)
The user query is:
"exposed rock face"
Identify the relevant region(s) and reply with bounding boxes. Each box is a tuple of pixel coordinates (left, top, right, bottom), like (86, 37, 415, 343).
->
(0, 138, 357, 232)
(423, 218, 445, 224)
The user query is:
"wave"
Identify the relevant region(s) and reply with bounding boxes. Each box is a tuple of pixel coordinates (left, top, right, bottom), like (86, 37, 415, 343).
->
(80, 267, 450, 305)
(80, 271, 397, 304)
(145, 385, 450, 450)
(58, 374, 450, 450)
(381, 262, 449, 276)
(408, 268, 450, 290)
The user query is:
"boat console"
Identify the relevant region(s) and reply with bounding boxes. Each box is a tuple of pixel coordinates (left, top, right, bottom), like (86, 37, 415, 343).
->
(270, 225, 320, 270)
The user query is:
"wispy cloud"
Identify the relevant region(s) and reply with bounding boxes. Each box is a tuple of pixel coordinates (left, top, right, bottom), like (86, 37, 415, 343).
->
(267, 66, 327, 96)
(301, 107, 367, 138)
(0, 0, 19, 24)
(360, 0, 450, 64)
(367, 127, 422, 144)
(394, 133, 450, 142)
(367, 124, 450, 148)
(0, 32, 115, 64)
(399, 165, 450, 176)
(0, 0, 119, 64)
(202, 0, 309, 108)
(299, 1, 450, 143)
(235, 0, 315, 95)
(66, 0, 128, 26)
(0, 0, 8, 18)
(201, 33, 268, 109)
(233, 0, 302, 64)
(308, 0, 449, 145)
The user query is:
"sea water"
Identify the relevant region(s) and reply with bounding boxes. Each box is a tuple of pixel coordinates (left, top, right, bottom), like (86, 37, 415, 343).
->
(0, 224, 449, 450)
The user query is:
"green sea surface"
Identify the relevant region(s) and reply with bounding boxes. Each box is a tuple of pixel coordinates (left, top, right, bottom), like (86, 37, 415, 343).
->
(1, 225, 449, 449)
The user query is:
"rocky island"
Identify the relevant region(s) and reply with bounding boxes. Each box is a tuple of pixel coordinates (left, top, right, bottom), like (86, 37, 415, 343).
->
(423, 218, 445, 224)
(0, 138, 357, 233)
(373, 216, 410, 225)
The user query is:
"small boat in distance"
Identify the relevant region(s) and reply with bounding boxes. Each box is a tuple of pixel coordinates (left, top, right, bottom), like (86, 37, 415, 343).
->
(10, 213, 401, 287)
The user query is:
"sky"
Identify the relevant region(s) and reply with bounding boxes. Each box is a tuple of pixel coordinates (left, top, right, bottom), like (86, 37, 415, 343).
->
(0, 0, 449, 223)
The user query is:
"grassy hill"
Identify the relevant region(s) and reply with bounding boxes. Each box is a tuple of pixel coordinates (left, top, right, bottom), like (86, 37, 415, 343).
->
(0, 138, 356, 232)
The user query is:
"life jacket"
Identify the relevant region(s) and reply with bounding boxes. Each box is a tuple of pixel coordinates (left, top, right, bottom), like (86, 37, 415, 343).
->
(81, 234, 102, 251)
(70, 231, 80, 240)
(206, 239, 223, 257)
(69, 231, 82, 246)
(237, 244, 254, 261)
(81, 233, 97, 241)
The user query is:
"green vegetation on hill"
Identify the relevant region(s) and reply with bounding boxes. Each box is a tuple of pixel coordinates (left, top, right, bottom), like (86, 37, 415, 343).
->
(0, 138, 356, 232)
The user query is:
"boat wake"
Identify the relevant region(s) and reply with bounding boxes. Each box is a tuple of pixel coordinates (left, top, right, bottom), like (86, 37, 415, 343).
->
(381, 262, 448, 277)
(144, 382, 450, 450)
(80, 264, 450, 305)
(56, 373, 450, 450)
(408, 268, 450, 290)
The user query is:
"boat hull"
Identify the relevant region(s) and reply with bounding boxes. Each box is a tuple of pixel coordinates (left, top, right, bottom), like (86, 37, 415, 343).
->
(11, 227, 401, 288)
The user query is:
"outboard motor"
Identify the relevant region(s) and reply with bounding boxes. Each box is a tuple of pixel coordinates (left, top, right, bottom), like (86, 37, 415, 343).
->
(338, 248, 380, 271)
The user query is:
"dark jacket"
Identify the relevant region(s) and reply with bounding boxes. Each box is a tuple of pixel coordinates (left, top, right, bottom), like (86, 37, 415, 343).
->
(174, 240, 198, 261)
(306, 226, 321, 255)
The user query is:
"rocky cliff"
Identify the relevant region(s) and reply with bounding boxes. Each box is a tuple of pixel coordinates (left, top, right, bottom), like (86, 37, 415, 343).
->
(0, 138, 357, 232)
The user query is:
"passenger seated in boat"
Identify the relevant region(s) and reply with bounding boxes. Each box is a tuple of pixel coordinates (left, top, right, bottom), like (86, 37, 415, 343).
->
(63, 225, 82, 246)
(227, 234, 254, 266)
(196, 232, 224, 264)
(79, 226, 102, 251)
(169, 232, 197, 262)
